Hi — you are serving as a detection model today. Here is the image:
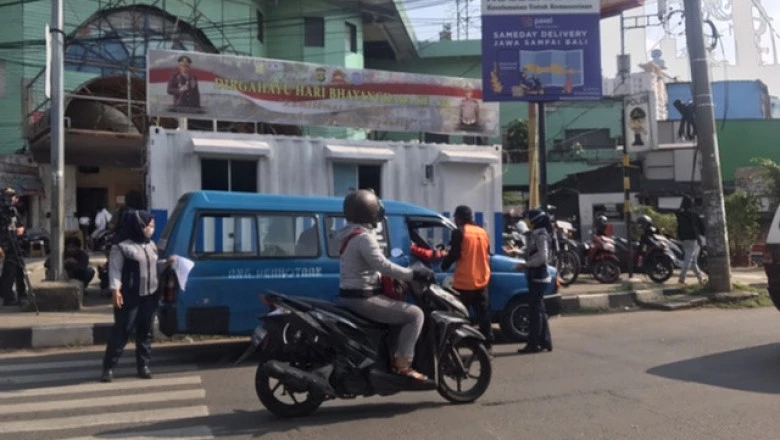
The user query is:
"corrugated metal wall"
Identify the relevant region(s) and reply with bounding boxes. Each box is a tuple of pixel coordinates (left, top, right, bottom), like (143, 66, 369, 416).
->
(148, 127, 504, 248)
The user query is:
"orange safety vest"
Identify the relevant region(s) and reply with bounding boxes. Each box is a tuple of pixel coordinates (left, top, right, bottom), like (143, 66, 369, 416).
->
(453, 224, 491, 290)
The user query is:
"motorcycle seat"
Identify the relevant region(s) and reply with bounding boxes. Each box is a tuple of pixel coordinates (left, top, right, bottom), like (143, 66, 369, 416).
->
(303, 299, 388, 330)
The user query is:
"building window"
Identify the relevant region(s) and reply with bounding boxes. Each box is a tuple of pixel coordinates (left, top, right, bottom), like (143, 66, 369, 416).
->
(201, 158, 258, 193)
(332, 163, 382, 198)
(304, 17, 325, 47)
(256, 11, 265, 43)
(345, 22, 357, 53)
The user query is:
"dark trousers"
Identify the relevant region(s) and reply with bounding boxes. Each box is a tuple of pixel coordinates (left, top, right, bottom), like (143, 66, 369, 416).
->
(0, 253, 26, 303)
(528, 281, 552, 349)
(457, 288, 494, 348)
(102, 293, 159, 371)
(68, 266, 96, 288)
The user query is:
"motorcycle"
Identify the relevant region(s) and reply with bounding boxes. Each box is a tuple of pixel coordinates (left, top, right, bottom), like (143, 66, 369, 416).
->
(91, 229, 115, 252)
(589, 234, 622, 284)
(551, 220, 581, 286)
(636, 232, 676, 284)
(235, 258, 493, 418)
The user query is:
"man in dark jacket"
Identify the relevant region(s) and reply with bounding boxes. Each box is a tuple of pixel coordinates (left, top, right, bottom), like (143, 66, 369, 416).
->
(675, 196, 706, 285)
(0, 188, 26, 306)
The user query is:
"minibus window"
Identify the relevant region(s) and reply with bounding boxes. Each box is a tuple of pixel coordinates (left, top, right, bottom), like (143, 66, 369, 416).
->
(325, 215, 389, 258)
(191, 213, 259, 258)
(258, 213, 320, 258)
(158, 194, 192, 254)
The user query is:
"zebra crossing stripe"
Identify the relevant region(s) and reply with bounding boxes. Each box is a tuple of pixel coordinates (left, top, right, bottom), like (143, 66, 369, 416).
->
(58, 425, 215, 440)
(0, 388, 206, 415)
(0, 405, 211, 434)
(0, 362, 197, 385)
(0, 375, 202, 399)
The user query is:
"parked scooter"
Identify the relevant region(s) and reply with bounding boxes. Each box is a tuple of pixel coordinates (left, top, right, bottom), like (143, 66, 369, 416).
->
(236, 258, 493, 418)
(551, 219, 581, 286)
(668, 237, 709, 275)
(589, 233, 622, 284)
(635, 215, 676, 284)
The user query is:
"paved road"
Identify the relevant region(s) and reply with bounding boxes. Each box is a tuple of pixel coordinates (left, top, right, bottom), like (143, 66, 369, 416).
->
(1, 307, 779, 440)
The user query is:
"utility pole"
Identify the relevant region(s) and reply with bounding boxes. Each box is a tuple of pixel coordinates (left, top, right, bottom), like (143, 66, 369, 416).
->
(528, 103, 540, 208)
(47, 0, 64, 281)
(683, 0, 732, 291)
(619, 12, 634, 278)
(538, 102, 548, 207)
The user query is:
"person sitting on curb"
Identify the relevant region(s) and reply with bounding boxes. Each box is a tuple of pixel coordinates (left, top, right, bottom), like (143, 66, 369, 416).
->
(44, 237, 96, 290)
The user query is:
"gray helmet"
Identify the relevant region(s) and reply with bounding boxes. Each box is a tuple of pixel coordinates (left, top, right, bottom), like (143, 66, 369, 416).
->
(343, 189, 385, 227)
(594, 215, 608, 229)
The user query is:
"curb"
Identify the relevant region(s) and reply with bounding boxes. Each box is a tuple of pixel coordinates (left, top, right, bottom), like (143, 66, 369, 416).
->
(0, 323, 114, 350)
(560, 282, 767, 314)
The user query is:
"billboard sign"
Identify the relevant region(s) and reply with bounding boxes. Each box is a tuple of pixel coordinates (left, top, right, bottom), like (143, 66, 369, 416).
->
(624, 92, 658, 153)
(481, 0, 603, 102)
(146, 50, 499, 137)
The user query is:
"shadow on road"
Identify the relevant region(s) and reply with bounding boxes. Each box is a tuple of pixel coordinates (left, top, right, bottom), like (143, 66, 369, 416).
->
(95, 401, 446, 437)
(647, 343, 780, 394)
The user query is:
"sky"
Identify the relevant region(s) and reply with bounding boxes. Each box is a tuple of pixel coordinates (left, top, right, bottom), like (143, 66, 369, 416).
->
(404, 0, 780, 66)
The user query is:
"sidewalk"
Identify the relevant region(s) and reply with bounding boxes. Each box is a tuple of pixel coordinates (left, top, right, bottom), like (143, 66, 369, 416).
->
(0, 261, 770, 350)
(0, 254, 114, 350)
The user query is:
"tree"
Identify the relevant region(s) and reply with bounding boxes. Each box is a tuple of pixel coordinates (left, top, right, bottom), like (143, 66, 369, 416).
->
(751, 157, 780, 209)
(724, 191, 761, 266)
(505, 119, 529, 150)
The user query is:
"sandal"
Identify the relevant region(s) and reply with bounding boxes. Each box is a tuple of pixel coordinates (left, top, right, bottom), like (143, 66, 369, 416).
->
(393, 357, 428, 382)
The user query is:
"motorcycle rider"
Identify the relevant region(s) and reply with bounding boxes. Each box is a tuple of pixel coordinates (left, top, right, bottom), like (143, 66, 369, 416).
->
(593, 215, 609, 237)
(515, 209, 553, 354)
(337, 189, 435, 382)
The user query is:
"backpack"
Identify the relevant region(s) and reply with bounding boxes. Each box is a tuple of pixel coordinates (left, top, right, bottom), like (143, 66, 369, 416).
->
(339, 229, 407, 302)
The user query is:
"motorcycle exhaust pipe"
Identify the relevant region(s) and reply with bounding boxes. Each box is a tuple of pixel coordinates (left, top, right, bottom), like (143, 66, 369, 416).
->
(262, 360, 334, 397)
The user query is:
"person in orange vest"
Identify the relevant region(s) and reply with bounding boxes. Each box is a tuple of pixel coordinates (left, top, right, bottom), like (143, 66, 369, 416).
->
(440, 205, 493, 349)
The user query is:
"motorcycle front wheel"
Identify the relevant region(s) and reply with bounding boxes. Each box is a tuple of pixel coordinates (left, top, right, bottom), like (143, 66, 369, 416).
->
(557, 250, 581, 286)
(592, 259, 621, 284)
(646, 255, 674, 284)
(255, 362, 325, 418)
(437, 338, 492, 404)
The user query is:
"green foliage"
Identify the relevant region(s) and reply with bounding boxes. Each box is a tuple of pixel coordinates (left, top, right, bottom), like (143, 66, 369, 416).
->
(502, 191, 525, 209)
(505, 119, 529, 151)
(631, 205, 678, 239)
(751, 157, 780, 209)
(724, 191, 762, 263)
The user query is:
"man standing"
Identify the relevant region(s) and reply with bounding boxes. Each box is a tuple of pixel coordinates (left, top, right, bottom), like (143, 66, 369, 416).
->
(91, 205, 112, 245)
(441, 205, 493, 349)
(676, 196, 706, 285)
(0, 188, 26, 306)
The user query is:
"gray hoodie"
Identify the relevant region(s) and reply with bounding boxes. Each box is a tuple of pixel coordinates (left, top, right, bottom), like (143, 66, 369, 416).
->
(337, 223, 414, 291)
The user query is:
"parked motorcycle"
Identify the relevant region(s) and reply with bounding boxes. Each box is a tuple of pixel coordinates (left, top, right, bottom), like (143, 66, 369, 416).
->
(551, 220, 581, 286)
(636, 233, 676, 283)
(589, 234, 622, 284)
(236, 259, 493, 418)
(91, 229, 115, 252)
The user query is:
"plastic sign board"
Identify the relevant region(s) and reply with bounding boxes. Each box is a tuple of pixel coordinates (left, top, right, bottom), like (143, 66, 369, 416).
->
(623, 92, 658, 153)
(481, 0, 603, 102)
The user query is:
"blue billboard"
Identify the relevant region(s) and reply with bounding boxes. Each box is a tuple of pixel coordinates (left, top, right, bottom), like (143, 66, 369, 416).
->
(481, 14, 602, 102)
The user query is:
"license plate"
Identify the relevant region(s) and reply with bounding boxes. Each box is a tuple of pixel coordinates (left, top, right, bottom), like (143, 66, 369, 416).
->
(251, 326, 268, 346)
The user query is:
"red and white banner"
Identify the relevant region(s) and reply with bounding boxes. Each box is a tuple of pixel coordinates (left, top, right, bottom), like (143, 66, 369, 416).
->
(146, 50, 499, 137)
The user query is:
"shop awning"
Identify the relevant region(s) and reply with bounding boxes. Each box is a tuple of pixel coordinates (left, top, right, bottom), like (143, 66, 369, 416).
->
(0, 158, 44, 196)
(325, 145, 395, 162)
(190, 137, 271, 157)
(437, 150, 499, 165)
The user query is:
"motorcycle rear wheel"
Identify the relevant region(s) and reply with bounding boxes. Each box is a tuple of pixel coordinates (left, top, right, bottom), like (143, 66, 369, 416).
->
(255, 362, 325, 418)
(592, 259, 621, 284)
(437, 338, 492, 404)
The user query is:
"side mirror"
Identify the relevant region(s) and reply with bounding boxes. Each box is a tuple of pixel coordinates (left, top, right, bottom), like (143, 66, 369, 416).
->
(390, 248, 404, 258)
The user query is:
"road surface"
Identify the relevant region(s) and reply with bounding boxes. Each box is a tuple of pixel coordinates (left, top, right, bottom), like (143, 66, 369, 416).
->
(1, 307, 779, 440)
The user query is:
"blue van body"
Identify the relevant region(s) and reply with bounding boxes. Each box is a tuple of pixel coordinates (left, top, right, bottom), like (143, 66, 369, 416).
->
(156, 191, 561, 341)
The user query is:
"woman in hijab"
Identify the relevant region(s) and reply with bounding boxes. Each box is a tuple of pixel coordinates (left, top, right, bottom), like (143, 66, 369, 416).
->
(100, 210, 177, 382)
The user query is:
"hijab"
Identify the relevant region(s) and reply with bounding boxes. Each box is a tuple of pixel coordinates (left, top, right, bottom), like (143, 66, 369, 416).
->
(124, 210, 154, 244)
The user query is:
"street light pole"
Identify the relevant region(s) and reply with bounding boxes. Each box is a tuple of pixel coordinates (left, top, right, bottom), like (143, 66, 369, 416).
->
(47, 0, 65, 281)
(619, 13, 633, 278)
(682, 0, 732, 292)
